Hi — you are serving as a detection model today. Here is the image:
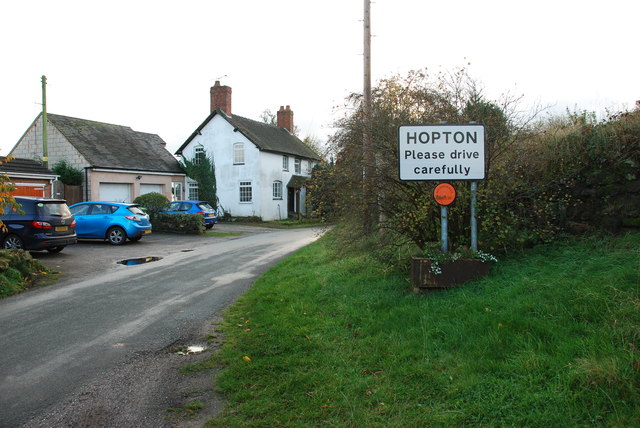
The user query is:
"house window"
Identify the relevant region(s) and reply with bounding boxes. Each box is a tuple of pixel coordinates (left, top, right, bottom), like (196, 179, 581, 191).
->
(171, 182, 183, 201)
(194, 146, 205, 165)
(239, 181, 252, 203)
(188, 182, 199, 200)
(272, 180, 282, 199)
(234, 143, 245, 165)
(282, 155, 289, 171)
(294, 158, 301, 174)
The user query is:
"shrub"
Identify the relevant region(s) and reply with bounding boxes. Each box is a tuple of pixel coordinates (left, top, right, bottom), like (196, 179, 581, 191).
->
(152, 213, 204, 234)
(0, 250, 55, 297)
(51, 160, 83, 185)
(133, 192, 170, 220)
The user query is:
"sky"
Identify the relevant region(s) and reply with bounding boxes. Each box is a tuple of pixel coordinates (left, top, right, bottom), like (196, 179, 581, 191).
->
(1, 0, 637, 157)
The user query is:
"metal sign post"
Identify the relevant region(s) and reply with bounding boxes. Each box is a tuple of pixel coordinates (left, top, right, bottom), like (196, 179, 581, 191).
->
(470, 181, 478, 251)
(440, 205, 448, 253)
(433, 183, 456, 253)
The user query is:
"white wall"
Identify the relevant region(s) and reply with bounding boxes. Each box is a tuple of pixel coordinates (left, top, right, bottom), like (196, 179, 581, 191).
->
(181, 113, 315, 221)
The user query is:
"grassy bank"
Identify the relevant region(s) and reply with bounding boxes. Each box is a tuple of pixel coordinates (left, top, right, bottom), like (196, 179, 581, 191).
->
(0, 250, 59, 298)
(206, 231, 640, 427)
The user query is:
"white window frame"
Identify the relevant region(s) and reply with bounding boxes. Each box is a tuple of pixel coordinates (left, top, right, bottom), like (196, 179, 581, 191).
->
(294, 158, 301, 174)
(239, 181, 252, 203)
(282, 155, 289, 171)
(188, 182, 199, 200)
(272, 180, 283, 200)
(234, 143, 245, 165)
(171, 182, 183, 201)
(194, 145, 205, 165)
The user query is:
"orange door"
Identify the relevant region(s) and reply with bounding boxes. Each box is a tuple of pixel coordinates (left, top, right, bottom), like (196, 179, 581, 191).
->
(12, 185, 45, 197)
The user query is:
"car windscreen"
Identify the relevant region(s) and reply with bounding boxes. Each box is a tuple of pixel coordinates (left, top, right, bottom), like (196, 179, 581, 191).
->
(127, 206, 146, 215)
(36, 202, 72, 217)
(197, 202, 214, 211)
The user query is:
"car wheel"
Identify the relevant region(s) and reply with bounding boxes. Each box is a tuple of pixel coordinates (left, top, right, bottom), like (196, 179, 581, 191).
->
(205, 224, 213, 229)
(107, 227, 127, 245)
(3, 234, 24, 250)
(46, 246, 65, 253)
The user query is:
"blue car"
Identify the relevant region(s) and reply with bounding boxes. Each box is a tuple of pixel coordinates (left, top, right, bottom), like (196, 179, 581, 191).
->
(165, 200, 217, 229)
(69, 202, 152, 245)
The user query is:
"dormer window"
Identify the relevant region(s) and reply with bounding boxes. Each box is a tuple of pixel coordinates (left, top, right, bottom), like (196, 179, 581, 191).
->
(294, 158, 301, 174)
(282, 155, 289, 171)
(234, 143, 245, 165)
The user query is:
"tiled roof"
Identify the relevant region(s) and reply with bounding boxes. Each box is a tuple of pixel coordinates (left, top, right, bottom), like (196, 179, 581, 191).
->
(0, 156, 55, 176)
(46, 114, 183, 173)
(176, 109, 321, 161)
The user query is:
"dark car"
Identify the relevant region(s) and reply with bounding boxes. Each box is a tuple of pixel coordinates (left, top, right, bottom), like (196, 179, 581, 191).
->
(69, 202, 152, 245)
(0, 197, 77, 253)
(165, 200, 218, 229)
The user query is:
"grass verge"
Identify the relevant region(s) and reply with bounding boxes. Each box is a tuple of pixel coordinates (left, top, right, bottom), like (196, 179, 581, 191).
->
(204, 230, 243, 238)
(206, 231, 640, 427)
(0, 250, 60, 298)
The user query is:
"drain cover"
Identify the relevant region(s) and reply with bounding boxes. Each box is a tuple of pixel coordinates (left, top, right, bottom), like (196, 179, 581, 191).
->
(117, 256, 162, 266)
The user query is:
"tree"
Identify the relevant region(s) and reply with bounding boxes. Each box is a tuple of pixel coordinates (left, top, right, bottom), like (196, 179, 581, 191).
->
(259, 109, 277, 126)
(182, 149, 218, 210)
(0, 156, 20, 227)
(306, 162, 338, 221)
(327, 68, 523, 250)
(52, 160, 82, 185)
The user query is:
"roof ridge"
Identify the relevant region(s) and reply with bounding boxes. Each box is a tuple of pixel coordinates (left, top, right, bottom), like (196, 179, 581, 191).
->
(47, 113, 135, 131)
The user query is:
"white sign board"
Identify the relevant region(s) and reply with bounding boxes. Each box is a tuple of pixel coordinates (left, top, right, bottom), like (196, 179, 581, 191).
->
(398, 124, 486, 181)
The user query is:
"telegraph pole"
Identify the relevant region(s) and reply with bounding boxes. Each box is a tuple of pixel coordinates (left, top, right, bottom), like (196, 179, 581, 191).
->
(41, 75, 49, 169)
(363, 0, 375, 233)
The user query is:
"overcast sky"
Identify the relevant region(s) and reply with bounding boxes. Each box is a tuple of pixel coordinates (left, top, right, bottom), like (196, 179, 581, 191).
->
(1, 0, 637, 157)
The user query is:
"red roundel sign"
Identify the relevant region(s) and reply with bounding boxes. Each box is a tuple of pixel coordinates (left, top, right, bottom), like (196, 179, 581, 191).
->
(433, 183, 456, 206)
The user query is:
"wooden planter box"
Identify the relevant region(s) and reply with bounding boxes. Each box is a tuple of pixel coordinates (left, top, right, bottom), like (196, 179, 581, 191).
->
(411, 257, 490, 293)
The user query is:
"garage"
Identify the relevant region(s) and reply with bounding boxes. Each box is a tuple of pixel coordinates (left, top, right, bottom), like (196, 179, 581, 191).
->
(12, 184, 46, 197)
(99, 183, 131, 203)
(140, 184, 163, 195)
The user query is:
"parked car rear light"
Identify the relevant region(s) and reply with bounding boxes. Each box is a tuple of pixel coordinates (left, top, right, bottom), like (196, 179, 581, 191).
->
(125, 215, 141, 221)
(70, 219, 76, 228)
(31, 221, 53, 229)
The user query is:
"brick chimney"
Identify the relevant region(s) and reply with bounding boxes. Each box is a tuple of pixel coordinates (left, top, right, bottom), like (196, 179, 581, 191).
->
(277, 105, 294, 133)
(210, 81, 232, 115)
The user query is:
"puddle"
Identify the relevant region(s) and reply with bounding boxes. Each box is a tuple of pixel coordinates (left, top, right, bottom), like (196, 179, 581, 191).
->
(117, 256, 162, 266)
(175, 345, 207, 355)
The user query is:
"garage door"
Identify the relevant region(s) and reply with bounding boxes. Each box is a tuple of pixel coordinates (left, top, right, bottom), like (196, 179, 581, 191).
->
(99, 183, 131, 202)
(140, 184, 163, 195)
(12, 184, 46, 197)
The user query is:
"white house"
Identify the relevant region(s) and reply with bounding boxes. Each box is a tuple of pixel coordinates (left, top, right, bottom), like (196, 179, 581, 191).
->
(175, 81, 321, 221)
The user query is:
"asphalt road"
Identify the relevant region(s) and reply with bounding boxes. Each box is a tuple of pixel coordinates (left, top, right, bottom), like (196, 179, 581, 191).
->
(0, 225, 323, 427)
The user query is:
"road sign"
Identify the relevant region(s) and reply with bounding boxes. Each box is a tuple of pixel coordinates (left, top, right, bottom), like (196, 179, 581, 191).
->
(398, 124, 486, 181)
(433, 183, 456, 206)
